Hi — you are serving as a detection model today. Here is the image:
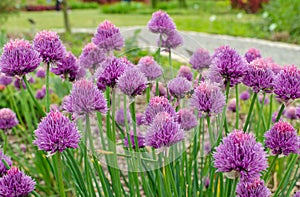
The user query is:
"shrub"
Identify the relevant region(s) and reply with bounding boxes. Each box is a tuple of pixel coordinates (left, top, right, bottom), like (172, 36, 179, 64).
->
(262, 0, 300, 37)
(230, 0, 269, 13)
(69, 2, 99, 9)
(101, 2, 144, 14)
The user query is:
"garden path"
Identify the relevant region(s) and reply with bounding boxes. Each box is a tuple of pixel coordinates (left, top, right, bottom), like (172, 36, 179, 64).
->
(56, 26, 300, 66)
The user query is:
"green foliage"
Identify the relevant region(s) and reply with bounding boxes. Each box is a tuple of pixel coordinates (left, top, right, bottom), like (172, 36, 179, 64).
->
(0, 0, 18, 26)
(69, 1, 99, 9)
(101, 2, 144, 14)
(263, 0, 300, 37)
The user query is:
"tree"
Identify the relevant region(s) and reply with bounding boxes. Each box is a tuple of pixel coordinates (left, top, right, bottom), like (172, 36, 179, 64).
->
(61, 0, 71, 34)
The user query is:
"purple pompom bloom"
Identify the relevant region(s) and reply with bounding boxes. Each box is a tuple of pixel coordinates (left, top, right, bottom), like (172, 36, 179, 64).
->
(76, 66, 86, 80)
(0, 73, 12, 86)
(208, 45, 248, 87)
(177, 108, 197, 131)
(33, 30, 66, 64)
(148, 10, 176, 35)
(144, 96, 176, 125)
(273, 65, 300, 104)
(167, 77, 191, 99)
(296, 106, 300, 119)
(294, 191, 300, 197)
(240, 90, 250, 101)
(136, 112, 144, 126)
(64, 79, 107, 118)
(0, 39, 41, 77)
(92, 20, 124, 52)
(96, 57, 128, 91)
(13, 78, 26, 90)
(160, 30, 183, 49)
(36, 86, 46, 100)
(284, 106, 297, 120)
(189, 48, 211, 71)
(243, 58, 274, 93)
(79, 42, 105, 70)
(228, 98, 237, 112)
(177, 65, 193, 81)
(124, 130, 145, 149)
(236, 178, 271, 197)
(264, 121, 299, 156)
(0, 167, 36, 197)
(117, 67, 147, 97)
(190, 81, 225, 117)
(34, 111, 81, 154)
(36, 67, 46, 78)
(244, 48, 262, 63)
(213, 130, 267, 180)
(51, 51, 79, 81)
(0, 150, 12, 176)
(0, 108, 18, 131)
(137, 56, 162, 81)
(116, 108, 131, 126)
(151, 82, 167, 97)
(145, 112, 184, 149)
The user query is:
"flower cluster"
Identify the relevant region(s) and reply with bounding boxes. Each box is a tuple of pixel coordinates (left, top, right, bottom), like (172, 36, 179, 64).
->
(137, 56, 162, 81)
(167, 77, 191, 99)
(0, 108, 18, 131)
(189, 48, 211, 71)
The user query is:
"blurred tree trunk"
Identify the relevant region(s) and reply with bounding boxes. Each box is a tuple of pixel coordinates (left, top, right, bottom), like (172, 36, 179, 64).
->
(62, 0, 71, 34)
(178, 0, 187, 8)
(151, 0, 157, 9)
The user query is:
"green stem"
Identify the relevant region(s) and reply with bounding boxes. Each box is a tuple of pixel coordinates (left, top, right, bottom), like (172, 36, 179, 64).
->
(275, 104, 285, 122)
(46, 62, 50, 112)
(243, 92, 257, 132)
(146, 84, 151, 103)
(7, 86, 24, 125)
(155, 79, 159, 96)
(267, 94, 273, 130)
(169, 48, 173, 78)
(86, 114, 96, 156)
(263, 154, 278, 182)
(207, 116, 214, 145)
(23, 76, 45, 116)
(224, 80, 230, 135)
(235, 85, 239, 129)
(129, 100, 139, 153)
(56, 152, 66, 197)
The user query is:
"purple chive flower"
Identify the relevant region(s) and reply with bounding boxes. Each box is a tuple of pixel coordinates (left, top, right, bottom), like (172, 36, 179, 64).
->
(177, 108, 197, 131)
(96, 57, 128, 91)
(228, 98, 237, 112)
(151, 82, 167, 97)
(264, 121, 299, 156)
(124, 130, 145, 149)
(177, 65, 193, 81)
(264, 57, 282, 75)
(116, 108, 131, 126)
(145, 112, 184, 149)
(136, 112, 144, 126)
(51, 51, 79, 81)
(244, 48, 262, 63)
(0, 73, 12, 86)
(35, 86, 52, 100)
(236, 178, 271, 197)
(79, 42, 105, 69)
(273, 65, 300, 104)
(34, 111, 81, 154)
(213, 130, 267, 180)
(92, 20, 124, 52)
(208, 45, 248, 87)
(204, 177, 210, 189)
(33, 30, 66, 64)
(64, 79, 107, 118)
(76, 66, 86, 80)
(259, 95, 269, 105)
(148, 10, 176, 35)
(294, 191, 300, 197)
(160, 30, 183, 50)
(0, 167, 36, 197)
(13, 78, 26, 90)
(36, 67, 46, 78)
(284, 106, 297, 120)
(190, 81, 225, 117)
(240, 90, 250, 101)
(189, 48, 211, 71)
(0, 150, 12, 176)
(167, 77, 191, 99)
(137, 56, 162, 81)
(117, 67, 147, 97)
(0, 39, 41, 77)
(144, 96, 176, 125)
(0, 108, 18, 131)
(243, 58, 274, 93)
(296, 106, 300, 119)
